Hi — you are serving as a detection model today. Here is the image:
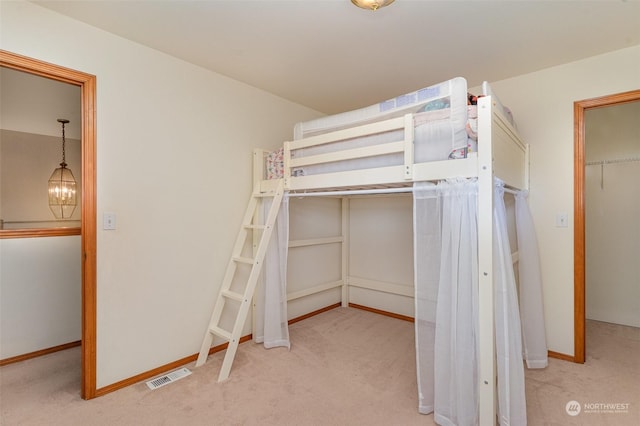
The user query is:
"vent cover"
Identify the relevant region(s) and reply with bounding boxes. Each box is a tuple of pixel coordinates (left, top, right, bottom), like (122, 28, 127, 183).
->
(146, 367, 192, 390)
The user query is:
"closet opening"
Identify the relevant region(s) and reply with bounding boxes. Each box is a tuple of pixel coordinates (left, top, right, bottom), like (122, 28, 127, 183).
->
(573, 89, 640, 363)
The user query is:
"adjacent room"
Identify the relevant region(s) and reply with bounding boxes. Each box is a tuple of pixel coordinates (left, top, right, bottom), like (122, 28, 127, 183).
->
(1, 1, 638, 425)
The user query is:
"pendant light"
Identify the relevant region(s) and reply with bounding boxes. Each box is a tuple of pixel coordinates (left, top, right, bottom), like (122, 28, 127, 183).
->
(351, 0, 395, 11)
(48, 118, 77, 219)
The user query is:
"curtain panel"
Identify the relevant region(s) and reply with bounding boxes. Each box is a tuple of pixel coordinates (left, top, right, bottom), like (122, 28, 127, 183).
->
(414, 179, 540, 425)
(254, 196, 291, 349)
(255, 178, 547, 425)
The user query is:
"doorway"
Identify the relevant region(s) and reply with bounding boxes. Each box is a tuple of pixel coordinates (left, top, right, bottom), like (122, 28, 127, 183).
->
(0, 50, 97, 399)
(573, 89, 640, 363)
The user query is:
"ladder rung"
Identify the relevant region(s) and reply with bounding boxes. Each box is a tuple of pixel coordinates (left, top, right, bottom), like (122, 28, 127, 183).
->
(244, 224, 266, 230)
(253, 191, 277, 198)
(209, 326, 232, 341)
(221, 290, 245, 302)
(197, 180, 285, 380)
(233, 256, 254, 265)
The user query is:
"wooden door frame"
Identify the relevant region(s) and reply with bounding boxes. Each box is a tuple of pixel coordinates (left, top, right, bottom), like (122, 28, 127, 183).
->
(0, 50, 97, 399)
(573, 89, 640, 363)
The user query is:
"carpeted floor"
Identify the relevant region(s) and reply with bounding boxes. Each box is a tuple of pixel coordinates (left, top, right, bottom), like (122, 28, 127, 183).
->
(1, 307, 638, 425)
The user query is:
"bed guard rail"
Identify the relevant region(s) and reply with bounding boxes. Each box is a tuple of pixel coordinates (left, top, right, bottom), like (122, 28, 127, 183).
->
(282, 113, 415, 189)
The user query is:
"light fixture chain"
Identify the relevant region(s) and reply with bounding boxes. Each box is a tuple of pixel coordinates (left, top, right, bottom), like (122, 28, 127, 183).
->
(57, 118, 69, 167)
(61, 120, 66, 165)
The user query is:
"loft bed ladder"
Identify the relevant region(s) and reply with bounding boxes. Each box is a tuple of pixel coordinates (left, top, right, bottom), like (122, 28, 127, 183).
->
(195, 179, 285, 381)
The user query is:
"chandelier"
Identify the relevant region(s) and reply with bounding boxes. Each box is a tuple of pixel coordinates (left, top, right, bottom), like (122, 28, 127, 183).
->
(48, 118, 77, 219)
(351, 0, 395, 11)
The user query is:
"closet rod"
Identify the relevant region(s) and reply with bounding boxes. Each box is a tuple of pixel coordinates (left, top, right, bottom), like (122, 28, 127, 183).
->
(585, 157, 640, 166)
(289, 187, 414, 198)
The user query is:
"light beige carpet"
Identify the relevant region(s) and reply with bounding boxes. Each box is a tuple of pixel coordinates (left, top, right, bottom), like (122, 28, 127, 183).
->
(1, 308, 638, 425)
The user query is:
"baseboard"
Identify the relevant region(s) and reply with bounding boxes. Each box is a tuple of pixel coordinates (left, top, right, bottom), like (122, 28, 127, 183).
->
(95, 303, 343, 398)
(288, 302, 342, 325)
(95, 334, 253, 397)
(348, 305, 580, 366)
(349, 303, 415, 323)
(548, 350, 575, 362)
(77, 302, 576, 398)
(94, 302, 580, 398)
(0, 340, 81, 366)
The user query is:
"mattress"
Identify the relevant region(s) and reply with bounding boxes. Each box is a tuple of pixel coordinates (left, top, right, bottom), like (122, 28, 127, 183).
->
(290, 77, 472, 177)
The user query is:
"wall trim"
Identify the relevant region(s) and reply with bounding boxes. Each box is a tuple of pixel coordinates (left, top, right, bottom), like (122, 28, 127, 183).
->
(547, 350, 575, 363)
(0, 340, 81, 366)
(95, 335, 253, 397)
(349, 303, 414, 323)
(94, 303, 343, 397)
(0, 228, 81, 239)
(60, 302, 576, 398)
(288, 303, 342, 325)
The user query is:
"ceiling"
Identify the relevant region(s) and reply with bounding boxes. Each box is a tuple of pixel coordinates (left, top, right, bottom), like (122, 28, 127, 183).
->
(33, 0, 640, 115)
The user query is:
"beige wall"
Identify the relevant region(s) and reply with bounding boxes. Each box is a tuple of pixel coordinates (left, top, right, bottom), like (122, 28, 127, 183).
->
(348, 195, 414, 317)
(489, 45, 640, 356)
(0, 236, 82, 359)
(0, 67, 82, 139)
(1, 0, 322, 388)
(1, 130, 82, 225)
(287, 197, 343, 318)
(1, 68, 82, 225)
(3, 0, 639, 387)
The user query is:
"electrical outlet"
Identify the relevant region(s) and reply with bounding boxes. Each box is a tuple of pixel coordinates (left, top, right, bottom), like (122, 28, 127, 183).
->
(556, 213, 568, 228)
(103, 212, 116, 230)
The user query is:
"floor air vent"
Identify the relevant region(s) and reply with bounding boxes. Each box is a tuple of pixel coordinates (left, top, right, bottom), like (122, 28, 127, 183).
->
(146, 367, 192, 390)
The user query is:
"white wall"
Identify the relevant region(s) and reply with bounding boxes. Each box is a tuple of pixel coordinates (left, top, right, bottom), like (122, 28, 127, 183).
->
(287, 197, 343, 318)
(488, 45, 640, 356)
(349, 195, 414, 317)
(0, 236, 82, 358)
(584, 102, 640, 327)
(1, 0, 322, 388)
(0, 67, 82, 139)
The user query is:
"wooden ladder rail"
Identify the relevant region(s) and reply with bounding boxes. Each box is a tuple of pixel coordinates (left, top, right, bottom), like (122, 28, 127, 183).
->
(195, 180, 285, 382)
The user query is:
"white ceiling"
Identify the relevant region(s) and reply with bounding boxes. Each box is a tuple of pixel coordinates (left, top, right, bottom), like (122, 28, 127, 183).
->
(33, 0, 640, 114)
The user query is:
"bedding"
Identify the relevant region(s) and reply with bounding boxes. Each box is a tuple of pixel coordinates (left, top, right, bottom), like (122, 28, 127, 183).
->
(266, 77, 481, 179)
(266, 147, 285, 180)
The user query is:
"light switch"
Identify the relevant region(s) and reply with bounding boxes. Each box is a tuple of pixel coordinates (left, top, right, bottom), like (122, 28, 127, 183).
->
(103, 212, 116, 230)
(556, 213, 568, 228)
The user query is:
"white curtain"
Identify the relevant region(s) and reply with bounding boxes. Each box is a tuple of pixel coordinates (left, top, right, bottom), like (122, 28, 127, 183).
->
(515, 191, 548, 369)
(414, 179, 479, 426)
(415, 179, 532, 426)
(494, 182, 526, 426)
(413, 182, 440, 415)
(434, 179, 480, 426)
(254, 195, 290, 349)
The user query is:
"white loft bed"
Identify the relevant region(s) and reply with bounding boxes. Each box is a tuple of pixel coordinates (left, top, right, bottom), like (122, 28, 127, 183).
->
(201, 77, 546, 426)
(261, 77, 523, 191)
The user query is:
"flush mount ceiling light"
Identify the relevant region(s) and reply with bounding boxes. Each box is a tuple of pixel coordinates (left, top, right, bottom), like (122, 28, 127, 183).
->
(48, 118, 77, 219)
(351, 0, 395, 11)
